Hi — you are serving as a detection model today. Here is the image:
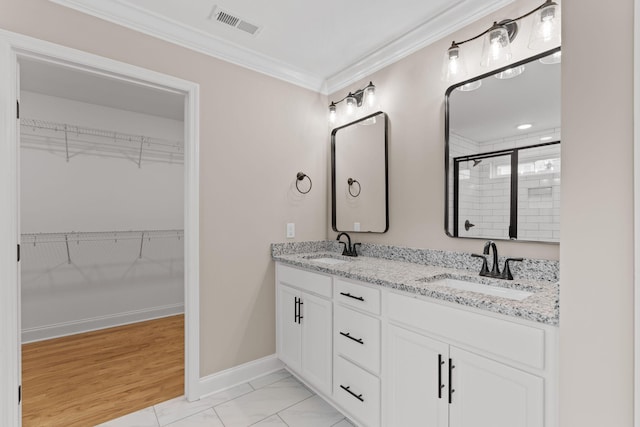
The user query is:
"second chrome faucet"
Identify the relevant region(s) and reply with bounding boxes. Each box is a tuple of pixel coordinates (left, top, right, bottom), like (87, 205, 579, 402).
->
(472, 240, 523, 280)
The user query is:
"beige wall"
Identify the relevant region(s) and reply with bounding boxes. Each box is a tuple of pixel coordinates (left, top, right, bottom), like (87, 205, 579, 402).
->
(560, 0, 634, 425)
(327, 0, 635, 423)
(328, 0, 560, 261)
(0, 0, 328, 376)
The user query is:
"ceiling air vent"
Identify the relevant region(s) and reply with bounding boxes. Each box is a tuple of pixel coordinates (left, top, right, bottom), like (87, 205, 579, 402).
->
(207, 5, 261, 36)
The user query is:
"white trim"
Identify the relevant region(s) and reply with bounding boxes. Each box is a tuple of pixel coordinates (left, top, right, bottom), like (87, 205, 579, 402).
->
(635, 1, 640, 425)
(198, 355, 285, 399)
(0, 37, 20, 427)
(48, 0, 325, 93)
(0, 29, 201, 426)
(325, 0, 515, 93)
(21, 304, 184, 344)
(48, 0, 515, 95)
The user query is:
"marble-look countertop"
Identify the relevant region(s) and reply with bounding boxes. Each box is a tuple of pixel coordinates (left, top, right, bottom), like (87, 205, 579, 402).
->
(273, 251, 559, 326)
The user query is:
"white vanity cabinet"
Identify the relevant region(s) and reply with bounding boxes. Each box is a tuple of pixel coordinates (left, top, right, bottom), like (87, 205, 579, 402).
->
(333, 279, 382, 427)
(275, 262, 557, 427)
(276, 264, 333, 395)
(386, 291, 553, 427)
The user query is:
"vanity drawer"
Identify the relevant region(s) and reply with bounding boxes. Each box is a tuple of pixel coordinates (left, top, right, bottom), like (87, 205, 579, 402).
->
(334, 356, 380, 427)
(335, 305, 381, 374)
(277, 264, 332, 298)
(388, 292, 546, 370)
(334, 279, 381, 315)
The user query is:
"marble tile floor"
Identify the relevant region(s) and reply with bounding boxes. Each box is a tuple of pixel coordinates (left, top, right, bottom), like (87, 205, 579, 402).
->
(97, 370, 354, 427)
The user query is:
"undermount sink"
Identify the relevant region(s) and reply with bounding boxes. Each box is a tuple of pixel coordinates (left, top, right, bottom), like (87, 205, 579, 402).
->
(312, 257, 350, 265)
(304, 254, 354, 265)
(431, 278, 533, 301)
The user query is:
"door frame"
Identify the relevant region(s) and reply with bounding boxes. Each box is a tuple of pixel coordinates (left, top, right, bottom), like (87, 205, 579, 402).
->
(0, 29, 201, 426)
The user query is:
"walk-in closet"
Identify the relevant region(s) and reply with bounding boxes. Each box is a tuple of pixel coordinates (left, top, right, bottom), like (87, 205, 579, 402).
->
(18, 57, 186, 426)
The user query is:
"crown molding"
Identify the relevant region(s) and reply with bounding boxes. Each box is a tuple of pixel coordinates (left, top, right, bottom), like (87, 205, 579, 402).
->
(325, 0, 516, 94)
(49, 0, 326, 92)
(50, 0, 515, 96)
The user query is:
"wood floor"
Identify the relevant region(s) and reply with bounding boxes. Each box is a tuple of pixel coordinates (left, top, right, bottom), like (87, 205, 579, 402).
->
(22, 315, 184, 427)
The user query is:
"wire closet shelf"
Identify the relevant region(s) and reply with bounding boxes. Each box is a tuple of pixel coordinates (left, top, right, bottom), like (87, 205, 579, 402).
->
(21, 229, 184, 264)
(20, 118, 184, 166)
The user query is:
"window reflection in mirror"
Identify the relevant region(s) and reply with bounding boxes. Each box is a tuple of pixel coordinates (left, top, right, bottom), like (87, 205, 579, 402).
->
(332, 111, 388, 233)
(445, 48, 560, 243)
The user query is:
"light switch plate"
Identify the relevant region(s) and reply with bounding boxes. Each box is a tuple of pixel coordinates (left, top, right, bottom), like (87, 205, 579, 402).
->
(286, 223, 295, 238)
(354, 222, 361, 231)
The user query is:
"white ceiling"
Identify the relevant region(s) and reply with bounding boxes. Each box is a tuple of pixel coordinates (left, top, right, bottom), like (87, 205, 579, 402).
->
(50, 0, 516, 93)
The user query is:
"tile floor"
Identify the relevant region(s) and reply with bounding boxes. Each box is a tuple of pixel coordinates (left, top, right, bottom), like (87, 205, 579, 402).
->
(97, 370, 353, 427)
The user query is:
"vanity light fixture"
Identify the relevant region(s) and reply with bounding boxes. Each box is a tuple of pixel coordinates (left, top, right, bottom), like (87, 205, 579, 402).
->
(442, 0, 560, 82)
(328, 81, 376, 123)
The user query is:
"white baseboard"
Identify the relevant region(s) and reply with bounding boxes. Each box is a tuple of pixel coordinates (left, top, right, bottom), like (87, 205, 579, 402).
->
(21, 303, 184, 343)
(198, 354, 284, 399)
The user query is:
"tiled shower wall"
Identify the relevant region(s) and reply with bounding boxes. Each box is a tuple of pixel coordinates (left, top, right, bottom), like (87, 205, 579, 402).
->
(450, 129, 560, 242)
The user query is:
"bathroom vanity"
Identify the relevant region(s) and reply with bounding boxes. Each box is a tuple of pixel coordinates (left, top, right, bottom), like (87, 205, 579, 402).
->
(273, 243, 558, 427)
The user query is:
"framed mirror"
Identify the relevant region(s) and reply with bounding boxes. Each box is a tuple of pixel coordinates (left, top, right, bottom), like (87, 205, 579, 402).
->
(445, 47, 561, 243)
(332, 111, 388, 233)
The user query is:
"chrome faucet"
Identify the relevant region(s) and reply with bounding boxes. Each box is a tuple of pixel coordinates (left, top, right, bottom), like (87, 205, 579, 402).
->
(336, 232, 360, 257)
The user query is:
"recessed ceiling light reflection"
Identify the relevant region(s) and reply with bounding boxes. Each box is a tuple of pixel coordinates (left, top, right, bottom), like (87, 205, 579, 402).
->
(456, 80, 482, 92)
(517, 123, 533, 130)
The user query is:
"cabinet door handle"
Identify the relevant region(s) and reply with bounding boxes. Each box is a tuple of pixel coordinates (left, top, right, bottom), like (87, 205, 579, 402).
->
(298, 299, 303, 323)
(339, 331, 364, 345)
(448, 358, 455, 404)
(339, 292, 364, 302)
(340, 385, 364, 402)
(294, 297, 299, 323)
(438, 354, 445, 399)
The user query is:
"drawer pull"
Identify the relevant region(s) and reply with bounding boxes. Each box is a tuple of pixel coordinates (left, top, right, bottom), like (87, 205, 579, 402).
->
(340, 292, 364, 302)
(339, 331, 364, 345)
(340, 385, 364, 402)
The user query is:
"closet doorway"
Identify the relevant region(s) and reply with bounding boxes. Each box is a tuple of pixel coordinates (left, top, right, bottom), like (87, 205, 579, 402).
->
(0, 32, 200, 427)
(19, 57, 185, 425)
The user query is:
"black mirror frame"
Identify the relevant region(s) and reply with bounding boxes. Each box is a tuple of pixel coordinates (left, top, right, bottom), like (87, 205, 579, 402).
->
(331, 111, 389, 233)
(444, 46, 561, 242)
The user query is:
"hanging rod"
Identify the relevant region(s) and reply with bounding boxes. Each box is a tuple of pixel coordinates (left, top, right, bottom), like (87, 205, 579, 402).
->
(21, 229, 184, 245)
(20, 118, 184, 166)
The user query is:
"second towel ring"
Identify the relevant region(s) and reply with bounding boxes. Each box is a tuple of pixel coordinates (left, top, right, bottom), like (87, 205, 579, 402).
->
(296, 172, 312, 194)
(347, 178, 361, 197)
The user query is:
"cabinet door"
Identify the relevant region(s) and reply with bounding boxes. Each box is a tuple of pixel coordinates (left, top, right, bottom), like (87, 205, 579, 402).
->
(386, 324, 449, 427)
(300, 292, 333, 395)
(449, 347, 544, 427)
(277, 285, 301, 372)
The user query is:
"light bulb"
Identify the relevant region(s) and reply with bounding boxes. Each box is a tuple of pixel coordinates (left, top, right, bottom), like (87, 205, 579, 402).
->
(481, 23, 512, 68)
(442, 42, 467, 82)
(345, 94, 356, 115)
(364, 82, 376, 107)
(529, 1, 561, 50)
(329, 103, 337, 123)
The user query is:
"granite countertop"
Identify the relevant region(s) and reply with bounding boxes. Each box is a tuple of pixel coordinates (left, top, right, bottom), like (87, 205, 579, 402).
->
(273, 248, 559, 326)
